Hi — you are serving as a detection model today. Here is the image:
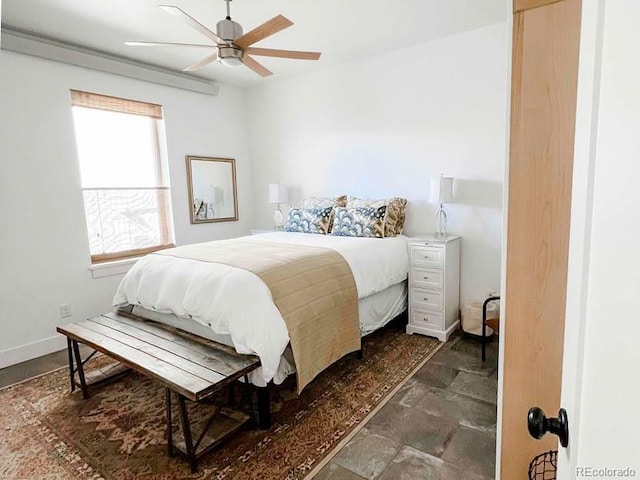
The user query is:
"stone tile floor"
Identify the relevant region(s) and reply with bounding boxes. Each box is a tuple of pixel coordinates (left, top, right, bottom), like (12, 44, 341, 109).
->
(315, 333, 499, 480)
(0, 333, 499, 480)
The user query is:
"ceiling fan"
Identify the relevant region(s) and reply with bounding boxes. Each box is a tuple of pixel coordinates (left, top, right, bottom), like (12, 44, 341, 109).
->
(125, 0, 321, 77)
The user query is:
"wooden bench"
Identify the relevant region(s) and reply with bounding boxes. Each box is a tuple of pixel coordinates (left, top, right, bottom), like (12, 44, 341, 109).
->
(57, 311, 261, 472)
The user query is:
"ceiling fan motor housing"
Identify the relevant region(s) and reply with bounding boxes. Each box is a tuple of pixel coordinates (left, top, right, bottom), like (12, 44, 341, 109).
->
(216, 19, 244, 66)
(217, 19, 243, 42)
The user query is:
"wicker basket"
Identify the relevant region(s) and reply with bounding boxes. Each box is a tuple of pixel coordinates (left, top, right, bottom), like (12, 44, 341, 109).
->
(528, 450, 558, 480)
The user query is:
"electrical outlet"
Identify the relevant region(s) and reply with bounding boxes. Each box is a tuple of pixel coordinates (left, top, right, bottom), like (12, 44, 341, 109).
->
(59, 303, 72, 319)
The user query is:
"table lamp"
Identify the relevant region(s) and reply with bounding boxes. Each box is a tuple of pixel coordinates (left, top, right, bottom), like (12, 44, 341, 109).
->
(268, 183, 288, 230)
(429, 175, 454, 238)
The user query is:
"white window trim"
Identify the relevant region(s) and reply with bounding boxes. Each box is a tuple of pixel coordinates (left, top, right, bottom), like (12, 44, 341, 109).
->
(89, 257, 138, 279)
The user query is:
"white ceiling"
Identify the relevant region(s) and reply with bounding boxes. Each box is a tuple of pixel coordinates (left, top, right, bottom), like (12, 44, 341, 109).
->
(2, 0, 507, 88)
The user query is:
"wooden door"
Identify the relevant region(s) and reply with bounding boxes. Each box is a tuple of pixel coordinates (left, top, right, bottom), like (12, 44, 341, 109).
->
(501, 0, 582, 477)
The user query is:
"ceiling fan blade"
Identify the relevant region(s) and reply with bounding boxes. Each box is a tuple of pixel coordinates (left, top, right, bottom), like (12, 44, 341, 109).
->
(183, 52, 219, 72)
(245, 47, 321, 60)
(125, 41, 214, 48)
(159, 5, 226, 45)
(242, 55, 273, 77)
(234, 15, 293, 49)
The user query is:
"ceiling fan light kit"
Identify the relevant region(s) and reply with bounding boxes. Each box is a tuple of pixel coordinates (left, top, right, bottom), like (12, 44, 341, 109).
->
(218, 46, 244, 67)
(126, 0, 321, 76)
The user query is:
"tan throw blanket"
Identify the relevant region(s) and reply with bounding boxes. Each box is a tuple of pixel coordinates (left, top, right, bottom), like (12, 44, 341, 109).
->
(156, 239, 360, 392)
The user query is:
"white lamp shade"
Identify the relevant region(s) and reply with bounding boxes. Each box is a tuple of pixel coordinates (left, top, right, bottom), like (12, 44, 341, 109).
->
(429, 176, 454, 204)
(268, 183, 288, 204)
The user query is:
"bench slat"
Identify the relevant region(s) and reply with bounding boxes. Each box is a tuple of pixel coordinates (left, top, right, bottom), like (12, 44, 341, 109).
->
(102, 312, 257, 374)
(90, 315, 249, 379)
(77, 319, 228, 386)
(107, 311, 256, 367)
(59, 322, 210, 400)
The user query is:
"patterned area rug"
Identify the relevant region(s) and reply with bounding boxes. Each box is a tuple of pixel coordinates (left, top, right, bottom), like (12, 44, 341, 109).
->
(0, 321, 440, 480)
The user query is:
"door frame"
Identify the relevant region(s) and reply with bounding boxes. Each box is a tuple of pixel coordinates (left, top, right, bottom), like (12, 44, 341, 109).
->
(556, 0, 605, 476)
(494, 1, 514, 478)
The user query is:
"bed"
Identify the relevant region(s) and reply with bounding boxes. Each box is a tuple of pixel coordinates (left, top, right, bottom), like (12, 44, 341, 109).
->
(113, 231, 409, 391)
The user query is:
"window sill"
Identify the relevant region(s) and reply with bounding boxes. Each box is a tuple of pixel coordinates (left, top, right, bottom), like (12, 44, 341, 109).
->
(89, 258, 139, 279)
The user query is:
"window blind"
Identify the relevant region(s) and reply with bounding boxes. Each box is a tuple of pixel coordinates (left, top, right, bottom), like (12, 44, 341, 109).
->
(70, 90, 163, 119)
(71, 90, 174, 264)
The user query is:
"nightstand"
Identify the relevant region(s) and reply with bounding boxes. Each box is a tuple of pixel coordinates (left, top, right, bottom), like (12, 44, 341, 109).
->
(406, 235, 461, 341)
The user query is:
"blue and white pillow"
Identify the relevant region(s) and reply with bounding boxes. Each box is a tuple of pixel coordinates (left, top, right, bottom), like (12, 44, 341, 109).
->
(331, 206, 387, 238)
(284, 207, 334, 234)
(347, 196, 407, 236)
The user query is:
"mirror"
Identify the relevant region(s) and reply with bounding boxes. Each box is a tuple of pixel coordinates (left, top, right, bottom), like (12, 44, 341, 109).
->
(186, 156, 239, 224)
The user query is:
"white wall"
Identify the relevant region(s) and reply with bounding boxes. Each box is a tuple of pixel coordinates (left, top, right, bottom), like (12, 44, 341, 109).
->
(0, 50, 252, 365)
(246, 23, 507, 305)
(0, 21, 508, 366)
(570, 0, 640, 470)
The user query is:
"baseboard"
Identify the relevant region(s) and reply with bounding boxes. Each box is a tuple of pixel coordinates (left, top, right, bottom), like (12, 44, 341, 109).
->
(0, 335, 68, 369)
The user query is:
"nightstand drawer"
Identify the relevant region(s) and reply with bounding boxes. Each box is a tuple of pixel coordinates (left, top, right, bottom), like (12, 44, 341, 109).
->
(410, 246, 444, 269)
(410, 309, 443, 330)
(410, 288, 443, 311)
(410, 267, 444, 290)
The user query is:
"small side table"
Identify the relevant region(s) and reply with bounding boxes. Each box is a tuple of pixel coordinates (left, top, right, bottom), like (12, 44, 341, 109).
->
(406, 234, 461, 341)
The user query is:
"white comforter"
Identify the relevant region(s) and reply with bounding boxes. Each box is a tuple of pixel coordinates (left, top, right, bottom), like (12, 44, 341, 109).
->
(113, 232, 409, 384)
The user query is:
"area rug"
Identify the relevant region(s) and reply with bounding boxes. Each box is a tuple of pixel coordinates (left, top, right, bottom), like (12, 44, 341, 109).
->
(0, 321, 441, 480)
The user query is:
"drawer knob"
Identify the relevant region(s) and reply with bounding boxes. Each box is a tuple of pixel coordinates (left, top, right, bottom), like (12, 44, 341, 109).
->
(423, 276, 429, 280)
(423, 317, 429, 322)
(423, 297, 429, 302)
(424, 255, 430, 259)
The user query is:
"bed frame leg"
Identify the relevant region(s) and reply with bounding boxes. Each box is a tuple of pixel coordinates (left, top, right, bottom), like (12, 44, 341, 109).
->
(356, 348, 363, 360)
(251, 385, 271, 430)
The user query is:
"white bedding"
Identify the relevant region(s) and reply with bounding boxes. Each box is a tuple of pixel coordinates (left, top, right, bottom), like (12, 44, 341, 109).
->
(113, 232, 409, 384)
(130, 281, 407, 386)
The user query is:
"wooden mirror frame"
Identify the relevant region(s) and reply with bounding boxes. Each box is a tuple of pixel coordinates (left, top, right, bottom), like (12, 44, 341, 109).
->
(186, 156, 239, 224)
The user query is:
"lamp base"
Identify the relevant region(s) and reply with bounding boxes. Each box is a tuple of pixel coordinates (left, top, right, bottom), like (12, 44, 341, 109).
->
(273, 205, 284, 230)
(435, 205, 448, 238)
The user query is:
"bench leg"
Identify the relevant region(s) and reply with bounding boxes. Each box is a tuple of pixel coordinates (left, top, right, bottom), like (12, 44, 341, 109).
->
(165, 388, 174, 457)
(71, 340, 89, 399)
(227, 383, 236, 407)
(67, 338, 75, 392)
(176, 393, 198, 473)
(251, 385, 271, 430)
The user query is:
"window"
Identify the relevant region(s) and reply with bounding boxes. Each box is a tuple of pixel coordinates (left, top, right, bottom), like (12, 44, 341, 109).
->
(70, 90, 175, 264)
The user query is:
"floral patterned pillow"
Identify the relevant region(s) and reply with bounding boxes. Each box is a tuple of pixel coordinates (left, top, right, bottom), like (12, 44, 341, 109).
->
(301, 195, 347, 209)
(301, 195, 347, 232)
(347, 196, 407, 236)
(390, 197, 407, 234)
(331, 206, 387, 238)
(284, 207, 334, 235)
